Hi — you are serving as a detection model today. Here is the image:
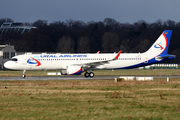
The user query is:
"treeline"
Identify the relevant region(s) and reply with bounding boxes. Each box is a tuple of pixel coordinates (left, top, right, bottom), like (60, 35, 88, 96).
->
(0, 18, 180, 63)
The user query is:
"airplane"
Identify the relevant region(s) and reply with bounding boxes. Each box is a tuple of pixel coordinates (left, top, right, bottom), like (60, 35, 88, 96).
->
(4, 30, 175, 78)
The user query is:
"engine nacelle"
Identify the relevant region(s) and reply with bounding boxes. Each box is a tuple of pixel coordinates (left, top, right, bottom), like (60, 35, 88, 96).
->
(66, 65, 82, 75)
(61, 70, 67, 75)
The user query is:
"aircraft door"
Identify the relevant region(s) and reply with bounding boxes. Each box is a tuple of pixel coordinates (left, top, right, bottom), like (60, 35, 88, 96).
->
(22, 56, 27, 65)
(136, 55, 141, 61)
(144, 54, 148, 63)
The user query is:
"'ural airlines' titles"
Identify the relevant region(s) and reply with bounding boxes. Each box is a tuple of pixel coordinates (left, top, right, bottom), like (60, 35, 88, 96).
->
(40, 55, 87, 58)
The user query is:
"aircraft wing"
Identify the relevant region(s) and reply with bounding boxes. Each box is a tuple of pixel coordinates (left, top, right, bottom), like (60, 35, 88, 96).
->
(71, 50, 122, 68)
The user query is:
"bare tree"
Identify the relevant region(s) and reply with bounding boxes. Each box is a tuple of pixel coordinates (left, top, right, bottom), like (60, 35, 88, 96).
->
(77, 36, 90, 53)
(56, 36, 75, 53)
(172, 49, 180, 63)
(103, 18, 117, 26)
(101, 32, 119, 52)
(33, 19, 48, 27)
(134, 39, 151, 52)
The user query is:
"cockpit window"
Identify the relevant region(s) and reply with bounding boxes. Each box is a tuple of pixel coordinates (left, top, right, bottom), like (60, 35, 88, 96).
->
(11, 58, 18, 61)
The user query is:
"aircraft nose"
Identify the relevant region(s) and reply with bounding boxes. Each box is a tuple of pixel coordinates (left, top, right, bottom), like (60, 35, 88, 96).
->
(4, 61, 11, 69)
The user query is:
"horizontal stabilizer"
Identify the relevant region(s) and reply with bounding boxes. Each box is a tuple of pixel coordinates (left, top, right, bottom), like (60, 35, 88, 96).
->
(156, 54, 175, 59)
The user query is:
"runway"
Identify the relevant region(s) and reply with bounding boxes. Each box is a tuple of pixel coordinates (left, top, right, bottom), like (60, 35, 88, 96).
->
(0, 75, 180, 80)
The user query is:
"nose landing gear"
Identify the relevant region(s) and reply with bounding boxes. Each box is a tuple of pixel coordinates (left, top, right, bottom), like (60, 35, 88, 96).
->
(22, 70, 26, 78)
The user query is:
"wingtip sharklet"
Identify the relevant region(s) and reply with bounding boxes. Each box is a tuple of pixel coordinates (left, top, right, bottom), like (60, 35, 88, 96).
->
(113, 50, 122, 60)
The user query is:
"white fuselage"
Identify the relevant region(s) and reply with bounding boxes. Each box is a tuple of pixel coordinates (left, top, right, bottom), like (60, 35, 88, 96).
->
(4, 52, 155, 71)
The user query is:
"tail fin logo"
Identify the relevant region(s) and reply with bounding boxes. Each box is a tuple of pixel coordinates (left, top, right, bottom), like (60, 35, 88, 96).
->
(27, 56, 41, 66)
(154, 42, 163, 50)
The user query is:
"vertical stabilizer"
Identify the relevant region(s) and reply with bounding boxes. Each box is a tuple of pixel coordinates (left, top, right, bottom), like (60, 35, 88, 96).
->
(146, 30, 172, 55)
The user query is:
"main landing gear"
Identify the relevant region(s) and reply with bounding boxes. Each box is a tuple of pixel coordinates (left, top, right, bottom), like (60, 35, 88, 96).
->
(22, 70, 26, 78)
(84, 72, 94, 78)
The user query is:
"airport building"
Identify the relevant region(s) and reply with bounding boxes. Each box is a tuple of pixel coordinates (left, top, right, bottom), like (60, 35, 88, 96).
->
(0, 22, 36, 36)
(0, 44, 16, 69)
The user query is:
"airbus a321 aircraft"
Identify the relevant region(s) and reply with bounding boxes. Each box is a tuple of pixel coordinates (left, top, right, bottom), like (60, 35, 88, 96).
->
(4, 30, 175, 78)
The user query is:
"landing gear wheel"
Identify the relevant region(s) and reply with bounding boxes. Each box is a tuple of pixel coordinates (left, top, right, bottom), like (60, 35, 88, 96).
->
(22, 70, 26, 78)
(84, 72, 89, 78)
(89, 72, 94, 78)
(22, 74, 26, 78)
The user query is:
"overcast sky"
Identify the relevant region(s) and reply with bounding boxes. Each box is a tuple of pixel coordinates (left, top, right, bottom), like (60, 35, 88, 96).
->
(0, 0, 180, 24)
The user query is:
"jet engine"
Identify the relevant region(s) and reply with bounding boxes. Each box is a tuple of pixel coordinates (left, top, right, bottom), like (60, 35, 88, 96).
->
(61, 65, 82, 75)
(66, 65, 82, 75)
